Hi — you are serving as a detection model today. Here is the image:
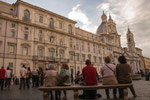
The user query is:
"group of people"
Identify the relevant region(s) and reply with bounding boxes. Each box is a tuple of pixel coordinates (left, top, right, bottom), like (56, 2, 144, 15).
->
(44, 55, 137, 100)
(44, 63, 71, 100)
(19, 65, 44, 89)
(0, 66, 12, 91)
(0, 55, 137, 100)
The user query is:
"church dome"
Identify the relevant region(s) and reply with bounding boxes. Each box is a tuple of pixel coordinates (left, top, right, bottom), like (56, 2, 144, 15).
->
(96, 22, 108, 34)
(96, 11, 108, 35)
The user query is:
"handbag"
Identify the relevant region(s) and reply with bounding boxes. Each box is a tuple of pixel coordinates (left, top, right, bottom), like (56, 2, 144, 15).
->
(102, 64, 118, 85)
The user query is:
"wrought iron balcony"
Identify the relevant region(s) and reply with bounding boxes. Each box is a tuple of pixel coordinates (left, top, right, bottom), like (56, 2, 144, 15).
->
(33, 56, 69, 63)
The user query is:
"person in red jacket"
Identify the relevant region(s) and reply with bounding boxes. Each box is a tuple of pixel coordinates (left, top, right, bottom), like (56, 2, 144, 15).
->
(0, 66, 6, 91)
(79, 60, 101, 99)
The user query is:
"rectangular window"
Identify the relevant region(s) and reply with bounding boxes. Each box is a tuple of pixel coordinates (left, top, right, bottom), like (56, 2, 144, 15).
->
(39, 36, 43, 42)
(24, 34, 28, 40)
(39, 30, 42, 34)
(94, 56, 96, 63)
(59, 23, 62, 29)
(12, 23, 16, 27)
(70, 53, 73, 61)
(9, 45, 14, 53)
(39, 16, 43, 23)
(10, 31, 15, 37)
(39, 49, 43, 57)
(99, 57, 102, 63)
(23, 47, 28, 56)
(82, 54, 85, 61)
(24, 27, 29, 30)
(9, 62, 13, 68)
(76, 54, 79, 61)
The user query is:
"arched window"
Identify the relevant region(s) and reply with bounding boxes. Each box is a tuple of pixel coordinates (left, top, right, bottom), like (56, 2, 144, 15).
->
(49, 18, 54, 28)
(68, 24, 72, 34)
(23, 9, 30, 21)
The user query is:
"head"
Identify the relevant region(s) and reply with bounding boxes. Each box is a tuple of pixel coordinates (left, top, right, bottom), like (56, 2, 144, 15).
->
(77, 71, 80, 74)
(22, 65, 25, 68)
(7, 67, 10, 70)
(62, 63, 69, 70)
(118, 55, 127, 64)
(104, 56, 111, 64)
(48, 64, 56, 70)
(1, 66, 4, 69)
(28, 67, 31, 71)
(85, 59, 91, 65)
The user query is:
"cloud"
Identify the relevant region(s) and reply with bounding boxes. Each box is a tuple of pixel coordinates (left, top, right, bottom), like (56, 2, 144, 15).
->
(68, 4, 90, 25)
(68, 4, 97, 33)
(96, 0, 150, 57)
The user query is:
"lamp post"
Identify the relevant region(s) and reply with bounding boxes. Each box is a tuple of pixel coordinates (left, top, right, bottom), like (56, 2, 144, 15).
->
(74, 52, 77, 81)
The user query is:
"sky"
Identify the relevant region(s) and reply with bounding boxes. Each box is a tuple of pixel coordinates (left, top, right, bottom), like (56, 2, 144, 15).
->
(2, 0, 150, 58)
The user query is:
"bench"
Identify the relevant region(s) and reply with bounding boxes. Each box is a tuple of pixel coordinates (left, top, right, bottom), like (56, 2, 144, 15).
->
(39, 84, 134, 100)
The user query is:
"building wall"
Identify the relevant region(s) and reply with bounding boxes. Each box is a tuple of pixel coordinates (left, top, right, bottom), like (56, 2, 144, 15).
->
(144, 57, 150, 71)
(0, 0, 145, 77)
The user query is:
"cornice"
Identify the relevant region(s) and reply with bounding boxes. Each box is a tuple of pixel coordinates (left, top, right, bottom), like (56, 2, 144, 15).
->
(0, 14, 106, 46)
(0, 1, 14, 7)
(14, 0, 77, 24)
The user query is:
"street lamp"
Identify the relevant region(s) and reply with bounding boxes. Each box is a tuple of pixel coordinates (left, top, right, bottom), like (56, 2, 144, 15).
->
(74, 52, 77, 81)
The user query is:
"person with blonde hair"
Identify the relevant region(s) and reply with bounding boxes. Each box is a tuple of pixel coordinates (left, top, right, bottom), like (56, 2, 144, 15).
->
(101, 56, 118, 99)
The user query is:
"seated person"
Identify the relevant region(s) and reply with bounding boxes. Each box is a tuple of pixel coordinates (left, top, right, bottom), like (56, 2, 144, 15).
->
(79, 60, 101, 99)
(45, 64, 58, 100)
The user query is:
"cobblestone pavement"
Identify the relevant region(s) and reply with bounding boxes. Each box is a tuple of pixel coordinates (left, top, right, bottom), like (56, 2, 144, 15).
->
(0, 79, 150, 100)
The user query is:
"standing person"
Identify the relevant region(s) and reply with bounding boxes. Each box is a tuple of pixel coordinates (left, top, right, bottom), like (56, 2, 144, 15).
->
(26, 67, 31, 89)
(39, 68, 44, 86)
(5, 67, 12, 89)
(31, 68, 37, 87)
(101, 56, 118, 99)
(36, 69, 39, 87)
(45, 64, 58, 100)
(0, 66, 6, 91)
(59, 63, 71, 99)
(79, 60, 101, 99)
(19, 65, 26, 89)
(75, 71, 80, 84)
(116, 55, 137, 98)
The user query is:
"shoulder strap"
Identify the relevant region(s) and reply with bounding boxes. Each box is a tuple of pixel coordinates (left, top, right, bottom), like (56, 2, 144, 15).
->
(105, 64, 114, 73)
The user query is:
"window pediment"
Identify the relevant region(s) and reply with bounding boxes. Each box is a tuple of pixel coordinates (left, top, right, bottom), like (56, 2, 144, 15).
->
(21, 43, 30, 47)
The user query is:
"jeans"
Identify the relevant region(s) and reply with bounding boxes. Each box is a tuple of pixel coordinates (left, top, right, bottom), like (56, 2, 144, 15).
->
(105, 88, 117, 96)
(5, 78, 11, 89)
(0, 79, 5, 90)
(26, 77, 30, 88)
(19, 77, 25, 89)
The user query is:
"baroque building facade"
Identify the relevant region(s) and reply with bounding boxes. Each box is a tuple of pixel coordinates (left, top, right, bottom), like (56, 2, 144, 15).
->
(0, 0, 145, 77)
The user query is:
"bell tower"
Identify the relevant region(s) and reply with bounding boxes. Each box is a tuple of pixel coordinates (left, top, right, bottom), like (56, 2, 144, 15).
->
(126, 27, 135, 52)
